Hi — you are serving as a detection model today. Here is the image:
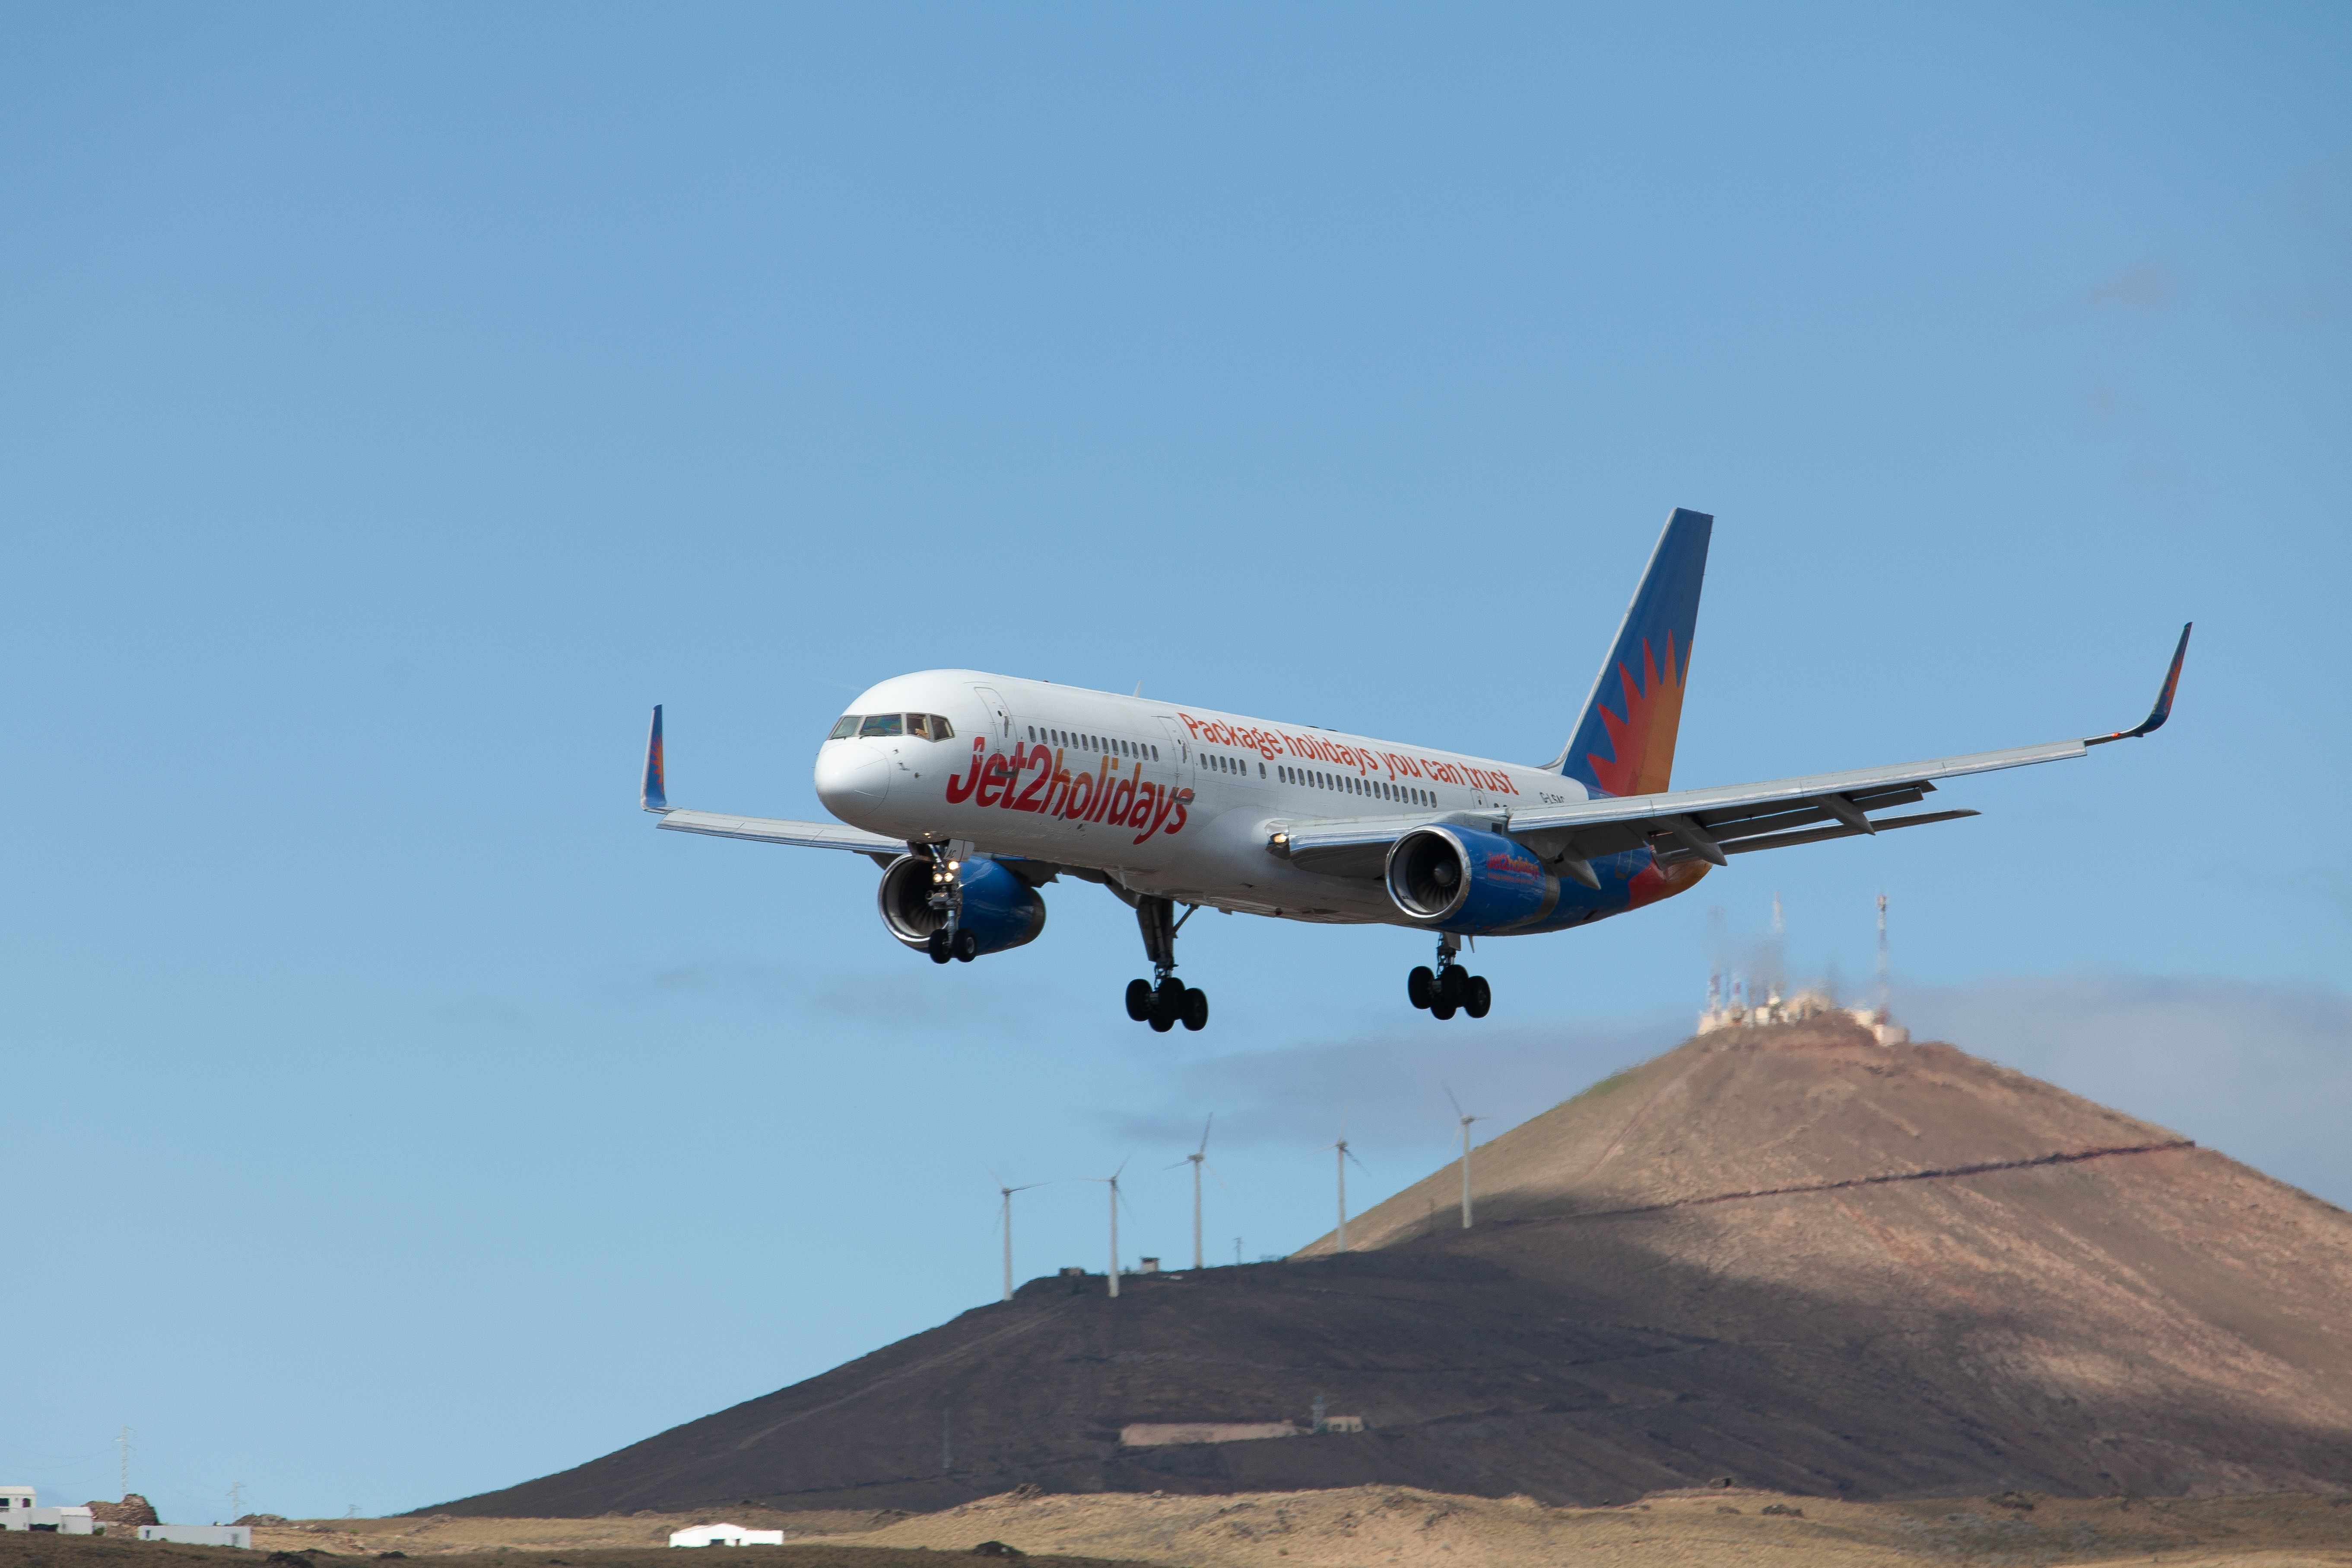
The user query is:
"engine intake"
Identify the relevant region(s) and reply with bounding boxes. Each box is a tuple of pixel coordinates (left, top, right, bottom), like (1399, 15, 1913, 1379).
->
(1384, 825, 1560, 933)
(878, 854, 1047, 957)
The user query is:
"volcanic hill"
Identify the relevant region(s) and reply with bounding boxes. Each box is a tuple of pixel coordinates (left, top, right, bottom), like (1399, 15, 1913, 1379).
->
(431, 1019, 2352, 1515)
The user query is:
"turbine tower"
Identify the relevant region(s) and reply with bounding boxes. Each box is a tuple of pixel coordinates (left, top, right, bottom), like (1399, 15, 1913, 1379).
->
(993, 1179, 1042, 1303)
(1320, 1124, 1366, 1251)
(1096, 1156, 1132, 1297)
(1444, 1085, 1485, 1228)
(1166, 1115, 1222, 1270)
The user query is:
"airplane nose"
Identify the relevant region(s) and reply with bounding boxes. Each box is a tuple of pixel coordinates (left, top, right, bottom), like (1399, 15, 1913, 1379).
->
(815, 740, 892, 813)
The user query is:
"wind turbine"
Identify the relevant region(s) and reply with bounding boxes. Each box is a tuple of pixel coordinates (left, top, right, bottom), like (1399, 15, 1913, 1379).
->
(1090, 1155, 1134, 1297)
(1444, 1085, 1485, 1229)
(992, 1177, 1044, 1302)
(1320, 1119, 1367, 1252)
(1165, 1114, 1224, 1270)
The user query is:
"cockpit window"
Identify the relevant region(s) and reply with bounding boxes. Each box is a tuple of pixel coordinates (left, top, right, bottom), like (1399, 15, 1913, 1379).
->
(927, 714, 953, 740)
(828, 715, 860, 740)
(859, 714, 904, 738)
(905, 712, 954, 741)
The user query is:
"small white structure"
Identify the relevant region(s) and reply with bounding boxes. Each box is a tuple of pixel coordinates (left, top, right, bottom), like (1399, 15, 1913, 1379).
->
(141, 1526, 253, 1548)
(669, 1523, 784, 1547)
(0, 1488, 95, 1534)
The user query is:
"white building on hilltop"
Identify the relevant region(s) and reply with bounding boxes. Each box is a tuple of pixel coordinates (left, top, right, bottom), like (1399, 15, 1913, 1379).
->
(669, 1523, 785, 1547)
(0, 1487, 95, 1534)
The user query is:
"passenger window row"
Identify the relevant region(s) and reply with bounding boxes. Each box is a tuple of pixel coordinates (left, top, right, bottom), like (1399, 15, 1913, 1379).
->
(1025, 726, 1159, 762)
(1204, 752, 1260, 777)
(831, 713, 956, 742)
(1279, 765, 1433, 808)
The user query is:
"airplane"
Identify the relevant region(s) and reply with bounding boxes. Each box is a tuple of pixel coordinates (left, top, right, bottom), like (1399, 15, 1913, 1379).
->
(640, 509, 2189, 1032)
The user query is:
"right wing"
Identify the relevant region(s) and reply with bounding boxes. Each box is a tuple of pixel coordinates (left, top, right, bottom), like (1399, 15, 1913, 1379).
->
(1505, 622, 2190, 873)
(641, 706, 908, 868)
(1268, 623, 2190, 884)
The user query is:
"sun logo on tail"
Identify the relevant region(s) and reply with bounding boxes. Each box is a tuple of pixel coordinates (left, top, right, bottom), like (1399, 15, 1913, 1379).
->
(1586, 632, 1689, 798)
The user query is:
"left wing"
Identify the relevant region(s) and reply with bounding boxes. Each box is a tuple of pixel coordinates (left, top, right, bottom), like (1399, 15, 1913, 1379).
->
(641, 706, 909, 867)
(1276, 623, 2190, 883)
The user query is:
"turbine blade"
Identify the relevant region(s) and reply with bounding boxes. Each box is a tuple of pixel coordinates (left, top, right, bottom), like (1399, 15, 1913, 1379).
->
(1205, 1160, 1228, 1191)
(1198, 1113, 1215, 1156)
(1444, 1083, 1464, 1120)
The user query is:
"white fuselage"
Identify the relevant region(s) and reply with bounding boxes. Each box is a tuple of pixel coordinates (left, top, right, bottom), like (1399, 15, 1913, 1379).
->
(813, 670, 1590, 926)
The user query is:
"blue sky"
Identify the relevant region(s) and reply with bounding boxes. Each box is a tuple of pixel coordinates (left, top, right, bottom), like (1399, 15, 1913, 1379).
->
(3, 1, 2346, 1523)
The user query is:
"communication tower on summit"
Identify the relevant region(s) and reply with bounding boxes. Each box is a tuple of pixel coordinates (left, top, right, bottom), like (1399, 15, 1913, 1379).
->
(1695, 895, 1906, 1044)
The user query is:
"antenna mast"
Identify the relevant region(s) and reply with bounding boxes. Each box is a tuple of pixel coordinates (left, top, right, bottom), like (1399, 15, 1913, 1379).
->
(1876, 892, 1890, 1022)
(117, 1427, 133, 1498)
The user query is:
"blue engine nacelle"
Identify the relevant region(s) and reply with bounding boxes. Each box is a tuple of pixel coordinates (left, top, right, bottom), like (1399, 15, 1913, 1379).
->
(1384, 825, 1562, 933)
(878, 854, 1047, 957)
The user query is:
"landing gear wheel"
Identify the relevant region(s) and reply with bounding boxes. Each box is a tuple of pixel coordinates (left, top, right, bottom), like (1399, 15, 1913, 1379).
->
(1180, 987, 1209, 1032)
(953, 929, 980, 962)
(1407, 966, 1434, 1010)
(927, 930, 952, 965)
(1125, 979, 1153, 1021)
(1438, 965, 1469, 1010)
(1149, 1010, 1176, 1033)
(1153, 975, 1186, 1016)
(1431, 999, 1458, 1021)
(1464, 974, 1492, 1019)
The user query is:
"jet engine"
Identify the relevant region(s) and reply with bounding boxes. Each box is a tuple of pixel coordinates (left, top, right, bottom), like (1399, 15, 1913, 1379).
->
(1384, 825, 1561, 933)
(878, 854, 1047, 961)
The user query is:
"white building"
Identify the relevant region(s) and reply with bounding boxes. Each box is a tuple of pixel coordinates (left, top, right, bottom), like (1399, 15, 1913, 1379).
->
(0, 1488, 95, 1534)
(141, 1526, 253, 1548)
(668, 1523, 785, 1547)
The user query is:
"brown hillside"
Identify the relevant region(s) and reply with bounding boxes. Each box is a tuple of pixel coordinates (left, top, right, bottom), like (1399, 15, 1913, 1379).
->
(429, 1019, 2352, 1516)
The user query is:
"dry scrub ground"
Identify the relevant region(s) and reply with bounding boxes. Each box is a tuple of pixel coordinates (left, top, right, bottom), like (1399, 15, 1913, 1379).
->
(184, 1488, 2352, 1567)
(11, 1489, 2345, 1568)
(842, 1486, 2352, 1566)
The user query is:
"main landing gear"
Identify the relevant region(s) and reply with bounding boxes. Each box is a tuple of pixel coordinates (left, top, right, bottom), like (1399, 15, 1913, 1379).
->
(921, 848, 981, 964)
(1408, 933, 1490, 1021)
(1125, 895, 1209, 1033)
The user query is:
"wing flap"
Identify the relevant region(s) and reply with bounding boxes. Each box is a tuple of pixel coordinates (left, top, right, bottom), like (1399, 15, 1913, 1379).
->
(1654, 807, 1979, 865)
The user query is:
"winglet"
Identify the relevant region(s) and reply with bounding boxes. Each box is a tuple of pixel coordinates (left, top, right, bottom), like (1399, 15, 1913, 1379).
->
(2087, 623, 2191, 746)
(641, 705, 670, 812)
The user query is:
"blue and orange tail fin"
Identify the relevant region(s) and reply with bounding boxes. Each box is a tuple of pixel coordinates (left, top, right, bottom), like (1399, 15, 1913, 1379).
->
(1552, 508, 1713, 797)
(641, 705, 670, 812)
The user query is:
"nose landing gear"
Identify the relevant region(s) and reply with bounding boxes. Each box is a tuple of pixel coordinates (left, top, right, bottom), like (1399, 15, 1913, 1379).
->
(921, 847, 978, 964)
(1409, 933, 1490, 1020)
(1127, 895, 1209, 1032)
